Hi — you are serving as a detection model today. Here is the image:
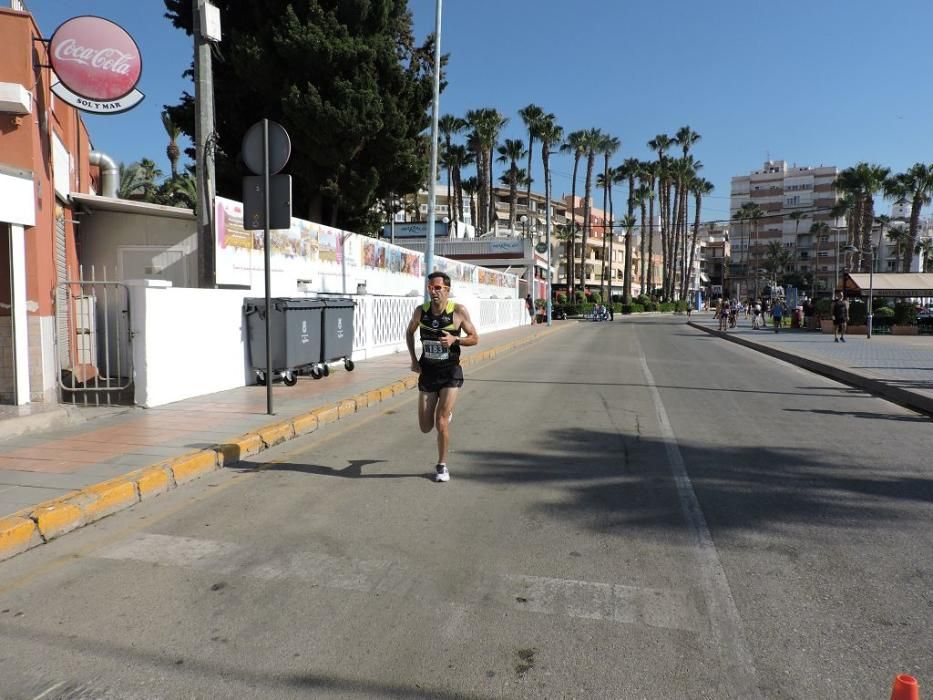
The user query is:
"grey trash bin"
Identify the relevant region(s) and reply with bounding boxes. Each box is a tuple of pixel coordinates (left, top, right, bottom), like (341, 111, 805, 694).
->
(243, 297, 323, 385)
(320, 297, 356, 373)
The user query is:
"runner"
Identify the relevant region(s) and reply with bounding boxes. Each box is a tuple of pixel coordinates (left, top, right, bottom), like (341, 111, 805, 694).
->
(406, 272, 479, 482)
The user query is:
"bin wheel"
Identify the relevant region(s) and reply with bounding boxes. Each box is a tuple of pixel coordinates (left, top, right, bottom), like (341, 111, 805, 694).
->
(310, 366, 323, 380)
(283, 372, 298, 387)
(322, 364, 330, 377)
(344, 359, 355, 371)
(256, 372, 266, 386)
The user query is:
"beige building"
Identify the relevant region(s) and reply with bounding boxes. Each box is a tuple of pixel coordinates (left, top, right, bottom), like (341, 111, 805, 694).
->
(731, 160, 842, 297)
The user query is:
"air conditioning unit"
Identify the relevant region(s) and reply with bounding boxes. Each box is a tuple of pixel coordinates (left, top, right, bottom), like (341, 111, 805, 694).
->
(0, 82, 32, 115)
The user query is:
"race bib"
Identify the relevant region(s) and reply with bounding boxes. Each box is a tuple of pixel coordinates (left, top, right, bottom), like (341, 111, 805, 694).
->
(422, 339, 448, 361)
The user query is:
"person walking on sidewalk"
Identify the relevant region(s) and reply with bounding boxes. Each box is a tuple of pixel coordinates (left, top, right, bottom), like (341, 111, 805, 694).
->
(406, 272, 479, 482)
(772, 298, 785, 333)
(718, 299, 730, 331)
(832, 293, 849, 342)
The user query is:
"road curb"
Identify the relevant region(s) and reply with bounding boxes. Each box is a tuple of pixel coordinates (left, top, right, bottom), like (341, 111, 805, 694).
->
(0, 323, 571, 562)
(688, 322, 933, 417)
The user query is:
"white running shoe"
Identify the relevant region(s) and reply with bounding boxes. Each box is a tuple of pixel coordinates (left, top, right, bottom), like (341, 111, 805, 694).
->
(435, 465, 450, 482)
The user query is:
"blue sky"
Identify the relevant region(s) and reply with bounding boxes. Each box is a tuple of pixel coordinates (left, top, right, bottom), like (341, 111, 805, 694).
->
(25, 0, 933, 222)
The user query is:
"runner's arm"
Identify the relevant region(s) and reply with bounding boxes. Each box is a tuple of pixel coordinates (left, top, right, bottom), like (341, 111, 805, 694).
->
(447, 304, 479, 348)
(405, 307, 422, 371)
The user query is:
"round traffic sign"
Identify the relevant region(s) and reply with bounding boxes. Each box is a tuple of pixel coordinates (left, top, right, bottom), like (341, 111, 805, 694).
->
(242, 120, 291, 175)
(535, 242, 548, 254)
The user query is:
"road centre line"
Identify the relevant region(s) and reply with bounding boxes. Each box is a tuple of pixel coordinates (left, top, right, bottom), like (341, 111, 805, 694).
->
(636, 340, 763, 699)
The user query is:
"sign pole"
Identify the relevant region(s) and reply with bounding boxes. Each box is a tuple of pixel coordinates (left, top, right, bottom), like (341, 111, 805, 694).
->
(424, 0, 442, 297)
(263, 118, 273, 415)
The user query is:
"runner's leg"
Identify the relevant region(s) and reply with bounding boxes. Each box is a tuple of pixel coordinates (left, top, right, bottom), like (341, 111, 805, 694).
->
(418, 391, 438, 433)
(435, 387, 460, 465)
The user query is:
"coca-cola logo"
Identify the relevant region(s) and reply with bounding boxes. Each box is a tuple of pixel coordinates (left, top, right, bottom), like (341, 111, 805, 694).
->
(49, 16, 142, 102)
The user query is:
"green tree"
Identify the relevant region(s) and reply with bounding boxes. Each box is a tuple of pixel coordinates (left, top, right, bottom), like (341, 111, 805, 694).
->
(117, 162, 147, 200)
(161, 110, 183, 179)
(496, 138, 527, 232)
(560, 130, 588, 296)
(518, 104, 545, 213)
(163, 0, 436, 232)
(579, 128, 605, 293)
(889, 163, 933, 272)
(620, 214, 637, 304)
(598, 135, 620, 298)
(438, 114, 467, 224)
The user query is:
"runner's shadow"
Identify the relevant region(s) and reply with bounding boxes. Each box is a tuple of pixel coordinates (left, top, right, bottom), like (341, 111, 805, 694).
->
(239, 459, 430, 480)
(783, 407, 930, 423)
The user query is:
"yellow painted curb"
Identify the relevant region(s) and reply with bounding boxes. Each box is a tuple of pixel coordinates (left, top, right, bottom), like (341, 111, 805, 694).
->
(258, 421, 295, 448)
(337, 399, 357, 419)
(379, 386, 395, 401)
(311, 405, 339, 425)
(291, 412, 319, 436)
(0, 515, 43, 561)
(216, 433, 264, 466)
(366, 389, 383, 404)
(402, 376, 418, 390)
(169, 451, 218, 484)
(29, 501, 84, 540)
(134, 464, 175, 499)
(390, 381, 407, 396)
(352, 392, 370, 409)
(77, 477, 139, 520)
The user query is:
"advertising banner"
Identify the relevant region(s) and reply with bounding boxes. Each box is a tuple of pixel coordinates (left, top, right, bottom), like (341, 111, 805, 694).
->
(214, 197, 517, 298)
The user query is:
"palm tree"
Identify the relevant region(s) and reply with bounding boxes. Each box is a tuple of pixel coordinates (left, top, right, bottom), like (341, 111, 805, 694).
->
(809, 221, 830, 295)
(461, 176, 479, 229)
(621, 214, 637, 304)
(579, 128, 605, 293)
(445, 144, 472, 228)
(675, 125, 701, 158)
(915, 238, 933, 272)
(891, 163, 933, 272)
(117, 161, 147, 200)
(647, 135, 673, 298)
(161, 111, 182, 179)
(599, 135, 620, 298)
(465, 109, 507, 234)
(633, 182, 651, 295)
(518, 104, 545, 214)
(887, 226, 911, 266)
(688, 178, 714, 301)
(640, 162, 659, 297)
(560, 130, 588, 296)
(137, 158, 162, 201)
(835, 163, 891, 272)
(438, 114, 467, 221)
(763, 241, 793, 282)
(538, 115, 563, 312)
(496, 139, 527, 232)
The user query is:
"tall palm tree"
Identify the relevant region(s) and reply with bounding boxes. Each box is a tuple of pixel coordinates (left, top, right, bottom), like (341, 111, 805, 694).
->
(621, 214, 637, 304)
(688, 178, 714, 301)
(538, 115, 563, 311)
(579, 128, 605, 293)
(465, 109, 507, 234)
(560, 130, 588, 296)
(496, 138, 527, 232)
(640, 162, 659, 297)
(137, 158, 162, 201)
(438, 114, 466, 223)
(633, 182, 651, 295)
(915, 238, 933, 272)
(892, 163, 933, 272)
(461, 176, 479, 230)
(835, 162, 890, 272)
(675, 125, 701, 158)
(809, 221, 830, 295)
(161, 111, 182, 179)
(518, 104, 545, 214)
(599, 135, 620, 298)
(648, 134, 673, 298)
(445, 144, 472, 228)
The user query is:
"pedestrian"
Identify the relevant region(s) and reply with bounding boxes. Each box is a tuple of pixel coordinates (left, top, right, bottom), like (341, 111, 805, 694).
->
(718, 299, 730, 331)
(752, 300, 763, 330)
(525, 294, 535, 325)
(832, 293, 848, 343)
(608, 302, 615, 321)
(406, 272, 479, 482)
(772, 298, 785, 333)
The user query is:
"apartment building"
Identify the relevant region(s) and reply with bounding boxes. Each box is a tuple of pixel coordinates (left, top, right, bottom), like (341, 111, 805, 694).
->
(730, 160, 842, 298)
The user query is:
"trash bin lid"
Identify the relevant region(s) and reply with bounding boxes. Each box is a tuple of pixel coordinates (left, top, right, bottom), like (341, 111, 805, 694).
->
(243, 297, 324, 311)
(320, 297, 355, 308)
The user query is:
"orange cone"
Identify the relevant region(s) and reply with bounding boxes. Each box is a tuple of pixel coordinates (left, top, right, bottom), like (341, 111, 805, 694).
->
(891, 674, 919, 700)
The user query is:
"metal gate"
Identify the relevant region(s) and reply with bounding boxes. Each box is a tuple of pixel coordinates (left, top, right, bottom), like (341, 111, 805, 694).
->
(55, 265, 133, 405)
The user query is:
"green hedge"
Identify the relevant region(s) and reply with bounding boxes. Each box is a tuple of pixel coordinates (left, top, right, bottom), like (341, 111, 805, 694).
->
(894, 302, 917, 326)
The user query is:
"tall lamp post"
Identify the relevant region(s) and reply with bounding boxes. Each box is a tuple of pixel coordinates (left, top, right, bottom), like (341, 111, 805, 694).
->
(424, 0, 443, 296)
(521, 214, 534, 316)
(845, 245, 875, 338)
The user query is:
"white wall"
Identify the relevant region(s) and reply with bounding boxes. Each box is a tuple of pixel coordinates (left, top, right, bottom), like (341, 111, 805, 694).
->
(129, 283, 529, 408)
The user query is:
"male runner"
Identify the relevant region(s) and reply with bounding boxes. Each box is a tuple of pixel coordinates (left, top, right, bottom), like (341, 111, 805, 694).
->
(406, 272, 479, 482)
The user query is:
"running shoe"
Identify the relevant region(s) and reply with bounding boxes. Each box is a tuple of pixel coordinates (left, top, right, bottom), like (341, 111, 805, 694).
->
(435, 465, 450, 482)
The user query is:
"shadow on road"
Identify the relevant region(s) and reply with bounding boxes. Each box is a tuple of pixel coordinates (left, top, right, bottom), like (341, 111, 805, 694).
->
(228, 458, 430, 480)
(783, 407, 930, 423)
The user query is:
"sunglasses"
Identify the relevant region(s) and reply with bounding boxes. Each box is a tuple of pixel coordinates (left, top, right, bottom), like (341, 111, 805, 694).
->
(428, 285, 448, 291)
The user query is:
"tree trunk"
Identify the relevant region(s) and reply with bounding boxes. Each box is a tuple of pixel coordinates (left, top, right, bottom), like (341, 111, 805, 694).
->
(905, 193, 922, 272)
(688, 192, 702, 303)
(647, 193, 656, 297)
(568, 156, 580, 298)
(487, 148, 495, 234)
(580, 152, 596, 294)
(639, 196, 648, 295)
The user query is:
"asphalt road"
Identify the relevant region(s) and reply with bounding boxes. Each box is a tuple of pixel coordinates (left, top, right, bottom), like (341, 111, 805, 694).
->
(0, 317, 930, 700)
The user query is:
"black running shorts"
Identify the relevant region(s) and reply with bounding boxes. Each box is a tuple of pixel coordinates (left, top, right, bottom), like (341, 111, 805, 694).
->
(418, 364, 464, 393)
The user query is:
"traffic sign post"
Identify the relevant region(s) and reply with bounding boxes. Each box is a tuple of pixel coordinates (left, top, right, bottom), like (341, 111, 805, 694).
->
(242, 119, 292, 415)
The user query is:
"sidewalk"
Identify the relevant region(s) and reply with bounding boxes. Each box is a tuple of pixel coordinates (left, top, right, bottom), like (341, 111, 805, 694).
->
(689, 312, 933, 416)
(0, 322, 569, 560)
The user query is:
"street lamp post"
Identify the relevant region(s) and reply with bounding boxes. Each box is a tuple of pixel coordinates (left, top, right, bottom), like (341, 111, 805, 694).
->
(424, 0, 443, 296)
(520, 214, 534, 320)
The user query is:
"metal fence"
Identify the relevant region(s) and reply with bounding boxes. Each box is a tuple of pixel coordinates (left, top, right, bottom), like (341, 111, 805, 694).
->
(55, 265, 133, 405)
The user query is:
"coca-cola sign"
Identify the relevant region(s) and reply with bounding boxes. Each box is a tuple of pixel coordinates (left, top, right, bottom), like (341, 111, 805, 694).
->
(49, 16, 144, 114)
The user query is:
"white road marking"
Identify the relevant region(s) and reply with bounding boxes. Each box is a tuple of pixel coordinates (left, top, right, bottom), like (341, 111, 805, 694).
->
(637, 347, 763, 699)
(31, 682, 66, 700)
(97, 533, 698, 632)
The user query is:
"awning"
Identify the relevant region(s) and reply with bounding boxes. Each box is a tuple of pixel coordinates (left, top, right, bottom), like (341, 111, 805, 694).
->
(843, 272, 933, 297)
